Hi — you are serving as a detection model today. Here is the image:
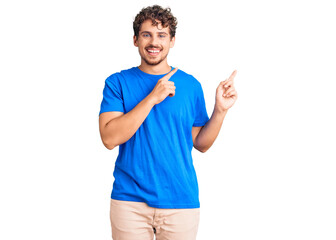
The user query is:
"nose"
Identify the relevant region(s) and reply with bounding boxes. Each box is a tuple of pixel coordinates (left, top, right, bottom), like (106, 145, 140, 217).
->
(149, 35, 160, 46)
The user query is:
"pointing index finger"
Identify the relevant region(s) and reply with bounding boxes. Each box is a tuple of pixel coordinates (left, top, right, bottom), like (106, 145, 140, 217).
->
(163, 67, 178, 80)
(229, 70, 237, 80)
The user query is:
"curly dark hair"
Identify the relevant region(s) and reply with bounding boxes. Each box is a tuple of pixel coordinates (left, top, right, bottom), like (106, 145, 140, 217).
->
(133, 5, 178, 40)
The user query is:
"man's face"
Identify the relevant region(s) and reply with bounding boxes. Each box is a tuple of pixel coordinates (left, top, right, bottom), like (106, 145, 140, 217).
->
(134, 19, 175, 66)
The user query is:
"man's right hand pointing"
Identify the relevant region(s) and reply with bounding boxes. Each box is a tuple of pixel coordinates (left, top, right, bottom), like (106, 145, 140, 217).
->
(149, 67, 178, 105)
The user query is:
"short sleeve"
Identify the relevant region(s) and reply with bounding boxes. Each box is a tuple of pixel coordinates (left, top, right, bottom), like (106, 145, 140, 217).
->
(99, 74, 125, 115)
(193, 82, 209, 127)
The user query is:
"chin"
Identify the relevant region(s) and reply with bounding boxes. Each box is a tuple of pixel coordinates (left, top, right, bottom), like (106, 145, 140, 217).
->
(145, 59, 164, 65)
(142, 54, 168, 66)
(140, 55, 161, 65)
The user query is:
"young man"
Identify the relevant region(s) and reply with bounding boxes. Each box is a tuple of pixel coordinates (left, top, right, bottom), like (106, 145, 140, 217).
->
(99, 5, 237, 240)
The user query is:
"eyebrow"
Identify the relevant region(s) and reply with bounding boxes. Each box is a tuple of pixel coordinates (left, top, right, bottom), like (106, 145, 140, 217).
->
(140, 31, 168, 35)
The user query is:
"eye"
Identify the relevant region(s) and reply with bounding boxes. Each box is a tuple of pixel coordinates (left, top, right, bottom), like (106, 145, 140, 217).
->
(159, 34, 166, 38)
(142, 33, 150, 37)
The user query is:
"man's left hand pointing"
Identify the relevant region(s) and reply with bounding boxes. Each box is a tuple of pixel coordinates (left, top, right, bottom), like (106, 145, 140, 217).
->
(215, 70, 238, 112)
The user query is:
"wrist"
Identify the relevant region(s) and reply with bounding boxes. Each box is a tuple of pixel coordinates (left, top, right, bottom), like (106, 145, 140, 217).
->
(146, 93, 157, 107)
(214, 104, 228, 115)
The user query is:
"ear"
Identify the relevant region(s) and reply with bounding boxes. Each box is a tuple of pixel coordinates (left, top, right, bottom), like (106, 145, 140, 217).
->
(133, 35, 138, 47)
(170, 36, 175, 48)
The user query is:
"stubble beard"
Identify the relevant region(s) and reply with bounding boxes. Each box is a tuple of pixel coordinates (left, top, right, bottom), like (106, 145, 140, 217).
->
(141, 50, 169, 66)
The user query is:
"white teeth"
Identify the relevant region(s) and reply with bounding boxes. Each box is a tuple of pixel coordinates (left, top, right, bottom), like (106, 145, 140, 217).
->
(148, 50, 160, 53)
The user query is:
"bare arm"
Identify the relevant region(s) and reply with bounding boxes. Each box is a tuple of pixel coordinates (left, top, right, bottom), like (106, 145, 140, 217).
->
(193, 70, 238, 153)
(99, 68, 178, 150)
(99, 95, 156, 150)
(193, 109, 227, 152)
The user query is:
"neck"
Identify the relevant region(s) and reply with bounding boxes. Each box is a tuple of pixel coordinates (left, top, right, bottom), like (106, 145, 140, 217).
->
(138, 60, 171, 75)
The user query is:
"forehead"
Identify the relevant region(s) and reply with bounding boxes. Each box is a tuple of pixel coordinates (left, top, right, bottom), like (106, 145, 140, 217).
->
(139, 19, 170, 34)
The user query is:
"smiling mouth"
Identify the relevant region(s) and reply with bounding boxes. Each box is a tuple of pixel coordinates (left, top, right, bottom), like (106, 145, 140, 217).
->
(146, 48, 161, 56)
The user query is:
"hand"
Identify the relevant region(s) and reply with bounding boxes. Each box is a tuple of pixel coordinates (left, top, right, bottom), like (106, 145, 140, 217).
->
(149, 68, 178, 105)
(215, 70, 238, 112)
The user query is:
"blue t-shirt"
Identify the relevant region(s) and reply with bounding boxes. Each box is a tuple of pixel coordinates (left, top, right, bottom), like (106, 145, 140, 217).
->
(99, 66, 209, 209)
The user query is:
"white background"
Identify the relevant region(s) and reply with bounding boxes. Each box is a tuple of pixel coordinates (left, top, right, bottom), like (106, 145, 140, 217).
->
(1, 0, 335, 239)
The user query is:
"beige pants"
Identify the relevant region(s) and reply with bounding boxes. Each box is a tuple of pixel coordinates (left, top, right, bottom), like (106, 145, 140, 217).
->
(110, 199, 200, 240)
